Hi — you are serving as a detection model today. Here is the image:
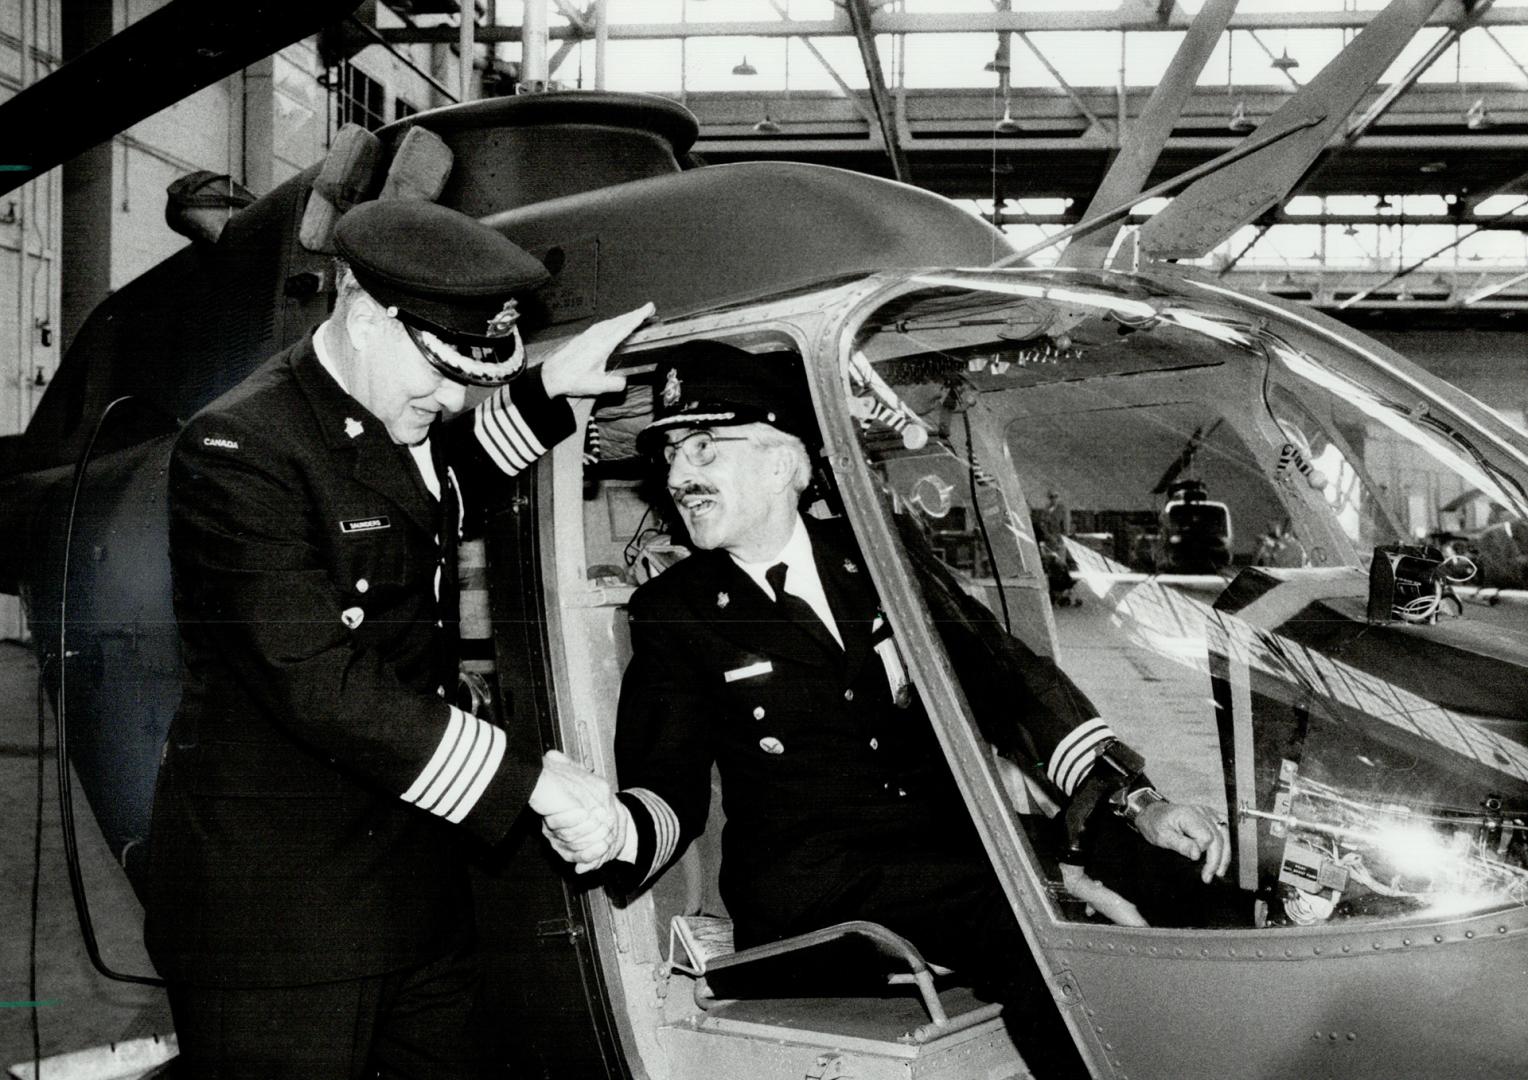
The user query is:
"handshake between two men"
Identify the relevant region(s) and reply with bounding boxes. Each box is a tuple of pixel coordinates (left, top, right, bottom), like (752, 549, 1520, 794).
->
(528, 750, 630, 874)
(524, 748, 1232, 930)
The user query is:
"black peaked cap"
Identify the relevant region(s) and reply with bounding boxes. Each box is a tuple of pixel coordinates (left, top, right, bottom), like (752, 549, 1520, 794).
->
(334, 200, 549, 347)
(638, 341, 816, 454)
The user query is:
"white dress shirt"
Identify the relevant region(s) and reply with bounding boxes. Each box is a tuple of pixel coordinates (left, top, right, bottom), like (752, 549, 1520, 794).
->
(731, 515, 844, 649)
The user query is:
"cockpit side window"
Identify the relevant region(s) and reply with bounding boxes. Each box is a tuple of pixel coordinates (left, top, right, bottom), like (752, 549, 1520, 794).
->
(846, 277, 1528, 933)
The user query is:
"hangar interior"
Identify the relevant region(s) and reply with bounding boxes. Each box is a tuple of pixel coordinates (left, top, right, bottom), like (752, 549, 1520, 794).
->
(3, 0, 1528, 638)
(2, 0, 1528, 1073)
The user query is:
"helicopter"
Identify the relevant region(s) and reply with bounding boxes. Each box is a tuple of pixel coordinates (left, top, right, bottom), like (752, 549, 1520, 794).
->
(4, 1, 1528, 1077)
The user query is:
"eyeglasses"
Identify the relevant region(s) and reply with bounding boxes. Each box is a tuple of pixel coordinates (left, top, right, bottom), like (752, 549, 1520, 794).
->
(660, 430, 750, 467)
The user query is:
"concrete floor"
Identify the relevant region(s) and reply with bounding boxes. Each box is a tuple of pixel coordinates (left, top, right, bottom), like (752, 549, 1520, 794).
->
(0, 642, 172, 1073)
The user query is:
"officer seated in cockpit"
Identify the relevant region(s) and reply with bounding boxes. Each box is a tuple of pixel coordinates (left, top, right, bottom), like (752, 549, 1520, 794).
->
(542, 341, 1240, 1061)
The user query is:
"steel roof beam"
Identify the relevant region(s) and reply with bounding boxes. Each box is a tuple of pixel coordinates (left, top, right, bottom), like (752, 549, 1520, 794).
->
(376, 9, 1528, 44)
(765, 0, 877, 130)
(845, 0, 910, 183)
(1343, 0, 1497, 145)
(1014, 32, 1108, 133)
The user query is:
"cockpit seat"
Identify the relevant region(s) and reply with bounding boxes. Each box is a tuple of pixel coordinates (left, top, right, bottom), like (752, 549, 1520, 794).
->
(669, 914, 1002, 1044)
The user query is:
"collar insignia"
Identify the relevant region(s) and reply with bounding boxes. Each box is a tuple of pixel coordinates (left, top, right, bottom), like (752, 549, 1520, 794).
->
(662, 367, 682, 407)
(486, 299, 520, 337)
(844, 559, 859, 574)
(717, 591, 730, 609)
(344, 417, 364, 439)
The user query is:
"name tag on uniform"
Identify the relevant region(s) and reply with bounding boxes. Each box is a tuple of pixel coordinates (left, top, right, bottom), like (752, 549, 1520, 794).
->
(340, 516, 391, 534)
(725, 660, 773, 683)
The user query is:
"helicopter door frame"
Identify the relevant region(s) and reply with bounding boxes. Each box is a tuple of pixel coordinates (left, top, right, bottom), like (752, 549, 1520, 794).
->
(533, 313, 841, 1079)
(476, 456, 633, 1079)
(816, 275, 1115, 1076)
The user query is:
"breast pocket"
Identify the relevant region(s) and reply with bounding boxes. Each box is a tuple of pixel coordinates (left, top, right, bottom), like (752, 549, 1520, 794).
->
(718, 655, 802, 757)
(326, 524, 429, 659)
(332, 526, 416, 601)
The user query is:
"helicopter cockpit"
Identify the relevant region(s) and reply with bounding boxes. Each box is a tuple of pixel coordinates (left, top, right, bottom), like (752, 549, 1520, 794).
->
(555, 266, 1528, 1077)
(839, 268, 1528, 931)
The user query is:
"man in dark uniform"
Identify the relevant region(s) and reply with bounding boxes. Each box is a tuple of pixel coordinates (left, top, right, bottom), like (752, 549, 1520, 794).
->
(547, 343, 1230, 1049)
(145, 199, 644, 1078)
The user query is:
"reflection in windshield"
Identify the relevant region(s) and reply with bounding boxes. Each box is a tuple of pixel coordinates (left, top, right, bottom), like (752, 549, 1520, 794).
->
(848, 271, 1528, 930)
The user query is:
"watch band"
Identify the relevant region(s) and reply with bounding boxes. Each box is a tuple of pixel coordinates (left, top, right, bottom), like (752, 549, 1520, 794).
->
(1116, 785, 1167, 825)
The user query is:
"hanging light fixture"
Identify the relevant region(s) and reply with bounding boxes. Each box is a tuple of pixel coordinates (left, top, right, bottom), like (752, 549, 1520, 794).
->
(995, 102, 1022, 134)
(1465, 98, 1494, 130)
(1227, 101, 1255, 133)
(1271, 48, 1300, 72)
(732, 56, 757, 76)
(1342, 223, 1360, 237)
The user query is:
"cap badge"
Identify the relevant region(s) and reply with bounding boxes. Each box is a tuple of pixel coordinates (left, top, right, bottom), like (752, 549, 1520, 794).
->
(344, 417, 364, 439)
(844, 559, 859, 574)
(717, 591, 730, 609)
(485, 298, 520, 338)
(662, 367, 682, 407)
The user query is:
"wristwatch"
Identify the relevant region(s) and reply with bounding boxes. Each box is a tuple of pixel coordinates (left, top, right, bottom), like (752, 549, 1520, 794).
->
(1060, 736, 1149, 861)
(1115, 784, 1167, 826)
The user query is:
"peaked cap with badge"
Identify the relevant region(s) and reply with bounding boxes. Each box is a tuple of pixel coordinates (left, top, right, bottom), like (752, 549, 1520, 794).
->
(334, 199, 549, 387)
(638, 340, 817, 455)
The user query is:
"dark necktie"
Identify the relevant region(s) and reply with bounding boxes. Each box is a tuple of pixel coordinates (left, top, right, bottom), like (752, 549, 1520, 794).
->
(766, 561, 840, 651)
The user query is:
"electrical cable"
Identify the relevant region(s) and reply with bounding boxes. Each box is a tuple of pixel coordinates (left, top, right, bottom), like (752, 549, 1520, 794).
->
(58, 394, 168, 987)
(962, 410, 1010, 634)
(29, 648, 46, 1076)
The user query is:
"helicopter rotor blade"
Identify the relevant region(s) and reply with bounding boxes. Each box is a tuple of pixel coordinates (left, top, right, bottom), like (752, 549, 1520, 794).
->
(1058, 0, 1238, 269)
(1135, 0, 1448, 261)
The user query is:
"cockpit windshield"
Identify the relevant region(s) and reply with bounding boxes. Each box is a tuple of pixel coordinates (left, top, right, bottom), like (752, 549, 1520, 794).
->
(843, 269, 1528, 930)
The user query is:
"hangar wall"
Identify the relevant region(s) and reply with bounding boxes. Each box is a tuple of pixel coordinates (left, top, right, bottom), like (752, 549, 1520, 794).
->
(1, 0, 452, 641)
(1, 0, 60, 641)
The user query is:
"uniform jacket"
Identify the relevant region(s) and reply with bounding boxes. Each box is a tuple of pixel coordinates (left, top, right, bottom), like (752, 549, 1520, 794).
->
(613, 517, 1109, 946)
(145, 333, 572, 987)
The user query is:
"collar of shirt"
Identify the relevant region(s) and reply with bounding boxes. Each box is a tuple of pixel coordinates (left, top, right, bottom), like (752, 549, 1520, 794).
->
(731, 515, 843, 648)
(314, 325, 440, 501)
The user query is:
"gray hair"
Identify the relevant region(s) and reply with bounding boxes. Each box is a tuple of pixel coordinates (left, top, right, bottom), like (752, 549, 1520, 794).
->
(750, 424, 813, 496)
(332, 260, 365, 309)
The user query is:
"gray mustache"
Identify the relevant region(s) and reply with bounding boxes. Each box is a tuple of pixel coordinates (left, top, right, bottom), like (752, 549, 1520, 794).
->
(670, 482, 718, 500)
